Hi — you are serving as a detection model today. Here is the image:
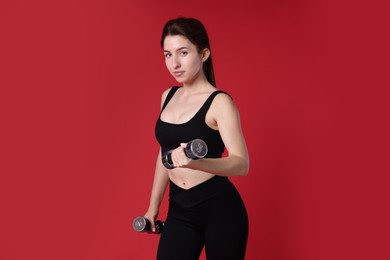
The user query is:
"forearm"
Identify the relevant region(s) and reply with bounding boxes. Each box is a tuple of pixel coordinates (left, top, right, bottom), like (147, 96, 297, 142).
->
(148, 152, 169, 210)
(189, 155, 249, 176)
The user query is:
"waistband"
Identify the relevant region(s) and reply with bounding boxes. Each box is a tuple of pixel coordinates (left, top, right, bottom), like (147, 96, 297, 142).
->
(169, 176, 233, 210)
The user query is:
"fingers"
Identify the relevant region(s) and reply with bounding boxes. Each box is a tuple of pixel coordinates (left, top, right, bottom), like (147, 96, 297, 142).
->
(150, 220, 156, 233)
(171, 146, 191, 168)
(144, 211, 158, 233)
(143, 216, 156, 233)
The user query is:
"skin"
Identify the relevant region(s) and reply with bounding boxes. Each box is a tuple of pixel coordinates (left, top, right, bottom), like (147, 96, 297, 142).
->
(144, 35, 249, 232)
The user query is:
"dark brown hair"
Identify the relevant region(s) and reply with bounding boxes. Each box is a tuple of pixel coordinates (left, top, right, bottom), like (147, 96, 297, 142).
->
(161, 17, 216, 87)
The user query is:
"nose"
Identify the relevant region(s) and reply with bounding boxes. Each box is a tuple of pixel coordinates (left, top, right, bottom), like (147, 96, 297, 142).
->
(172, 56, 181, 69)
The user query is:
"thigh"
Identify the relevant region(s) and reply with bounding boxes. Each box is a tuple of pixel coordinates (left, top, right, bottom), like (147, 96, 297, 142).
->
(203, 188, 248, 260)
(157, 216, 204, 260)
(204, 216, 248, 260)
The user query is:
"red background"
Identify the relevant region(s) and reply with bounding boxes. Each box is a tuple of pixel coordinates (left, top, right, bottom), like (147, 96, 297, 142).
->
(1, 0, 389, 259)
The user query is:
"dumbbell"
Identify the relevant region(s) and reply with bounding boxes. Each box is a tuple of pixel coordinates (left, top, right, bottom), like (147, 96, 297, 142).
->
(132, 216, 164, 234)
(162, 139, 208, 169)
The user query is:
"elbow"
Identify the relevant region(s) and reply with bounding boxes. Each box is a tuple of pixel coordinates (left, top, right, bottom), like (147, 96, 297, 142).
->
(237, 158, 249, 176)
(242, 163, 249, 176)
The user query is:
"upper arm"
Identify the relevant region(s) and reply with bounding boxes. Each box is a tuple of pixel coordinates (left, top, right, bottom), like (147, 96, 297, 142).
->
(212, 94, 249, 160)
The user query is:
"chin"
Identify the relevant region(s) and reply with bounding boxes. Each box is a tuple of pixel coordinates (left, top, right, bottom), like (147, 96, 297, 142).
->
(174, 78, 186, 84)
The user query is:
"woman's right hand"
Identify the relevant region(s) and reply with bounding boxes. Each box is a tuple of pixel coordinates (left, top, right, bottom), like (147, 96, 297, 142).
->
(170, 143, 192, 168)
(144, 207, 159, 233)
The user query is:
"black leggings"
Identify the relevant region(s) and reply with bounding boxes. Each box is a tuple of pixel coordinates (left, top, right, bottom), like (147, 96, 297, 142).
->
(157, 176, 248, 260)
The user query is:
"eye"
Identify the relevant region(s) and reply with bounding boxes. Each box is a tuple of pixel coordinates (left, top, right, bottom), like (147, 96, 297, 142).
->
(180, 51, 188, 56)
(164, 53, 172, 58)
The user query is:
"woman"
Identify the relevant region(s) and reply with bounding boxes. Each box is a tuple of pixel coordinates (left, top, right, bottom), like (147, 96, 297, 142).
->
(144, 17, 249, 260)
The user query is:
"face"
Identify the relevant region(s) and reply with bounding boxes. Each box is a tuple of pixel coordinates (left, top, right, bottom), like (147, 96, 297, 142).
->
(163, 35, 206, 85)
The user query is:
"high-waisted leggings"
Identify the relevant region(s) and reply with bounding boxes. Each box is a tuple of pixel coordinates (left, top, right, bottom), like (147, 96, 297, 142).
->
(157, 176, 248, 260)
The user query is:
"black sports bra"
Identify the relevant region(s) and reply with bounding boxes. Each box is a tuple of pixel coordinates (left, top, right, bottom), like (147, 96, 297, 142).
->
(155, 86, 229, 157)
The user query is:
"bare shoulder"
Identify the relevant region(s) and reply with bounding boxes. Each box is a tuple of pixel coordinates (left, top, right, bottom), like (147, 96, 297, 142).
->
(161, 88, 171, 100)
(160, 87, 174, 108)
(212, 91, 237, 112)
(207, 91, 241, 126)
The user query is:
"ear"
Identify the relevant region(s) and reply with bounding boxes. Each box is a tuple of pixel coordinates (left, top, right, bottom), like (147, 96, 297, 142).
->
(201, 48, 210, 62)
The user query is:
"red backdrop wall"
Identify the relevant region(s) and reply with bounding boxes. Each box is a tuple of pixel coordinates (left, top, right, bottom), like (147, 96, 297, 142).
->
(1, 0, 389, 259)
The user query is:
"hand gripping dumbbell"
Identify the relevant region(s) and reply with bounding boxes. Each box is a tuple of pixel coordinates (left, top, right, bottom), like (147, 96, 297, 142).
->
(132, 216, 164, 234)
(162, 139, 208, 169)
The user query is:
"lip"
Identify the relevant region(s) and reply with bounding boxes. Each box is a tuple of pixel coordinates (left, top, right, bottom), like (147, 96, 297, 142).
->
(173, 71, 185, 77)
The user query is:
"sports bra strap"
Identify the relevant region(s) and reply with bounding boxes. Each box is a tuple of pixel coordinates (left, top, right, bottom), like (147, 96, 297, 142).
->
(198, 90, 231, 114)
(161, 87, 231, 113)
(161, 86, 180, 111)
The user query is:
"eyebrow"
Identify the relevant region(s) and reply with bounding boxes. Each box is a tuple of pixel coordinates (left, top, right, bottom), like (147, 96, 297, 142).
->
(163, 46, 189, 53)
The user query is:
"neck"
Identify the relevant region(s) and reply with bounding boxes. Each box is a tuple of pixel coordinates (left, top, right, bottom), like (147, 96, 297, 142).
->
(182, 73, 213, 92)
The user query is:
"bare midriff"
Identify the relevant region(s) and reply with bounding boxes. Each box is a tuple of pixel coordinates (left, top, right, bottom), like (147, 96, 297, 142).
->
(168, 168, 214, 190)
